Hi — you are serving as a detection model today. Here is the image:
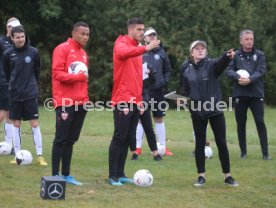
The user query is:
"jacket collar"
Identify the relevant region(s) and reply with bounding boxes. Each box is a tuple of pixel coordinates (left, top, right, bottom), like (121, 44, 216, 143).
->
(67, 38, 83, 49)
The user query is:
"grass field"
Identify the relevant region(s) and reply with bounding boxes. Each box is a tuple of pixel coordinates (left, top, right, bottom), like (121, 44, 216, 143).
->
(0, 107, 276, 208)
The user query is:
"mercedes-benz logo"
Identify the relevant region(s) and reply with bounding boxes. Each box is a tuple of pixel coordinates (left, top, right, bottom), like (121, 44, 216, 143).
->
(41, 180, 46, 197)
(48, 183, 64, 199)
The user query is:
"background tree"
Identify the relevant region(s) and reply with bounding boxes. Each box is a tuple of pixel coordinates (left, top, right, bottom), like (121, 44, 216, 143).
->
(1, 0, 276, 105)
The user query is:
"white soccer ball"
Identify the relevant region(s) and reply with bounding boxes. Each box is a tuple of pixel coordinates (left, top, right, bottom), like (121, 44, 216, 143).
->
(205, 146, 213, 159)
(157, 142, 165, 156)
(68, 61, 88, 76)
(133, 169, 153, 187)
(0, 142, 12, 155)
(16, 150, 33, 165)
(236, 69, 250, 78)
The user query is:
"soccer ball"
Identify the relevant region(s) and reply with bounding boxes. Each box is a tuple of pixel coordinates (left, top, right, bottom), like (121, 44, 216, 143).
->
(133, 169, 153, 187)
(236, 69, 250, 78)
(0, 142, 12, 155)
(157, 142, 165, 156)
(16, 150, 33, 165)
(205, 146, 213, 159)
(68, 61, 88, 76)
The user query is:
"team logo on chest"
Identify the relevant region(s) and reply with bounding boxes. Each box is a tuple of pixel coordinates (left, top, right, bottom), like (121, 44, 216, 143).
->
(154, 54, 160, 60)
(61, 112, 68, 120)
(25, 56, 31, 63)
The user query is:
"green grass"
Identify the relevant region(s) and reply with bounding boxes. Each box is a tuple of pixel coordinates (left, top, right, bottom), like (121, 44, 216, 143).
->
(0, 107, 276, 208)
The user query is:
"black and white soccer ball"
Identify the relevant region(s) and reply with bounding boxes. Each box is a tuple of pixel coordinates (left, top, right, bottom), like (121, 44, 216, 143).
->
(205, 146, 213, 159)
(0, 141, 12, 155)
(133, 169, 153, 187)
(16, 150, 33, 165)
(68, 61, 88, 76)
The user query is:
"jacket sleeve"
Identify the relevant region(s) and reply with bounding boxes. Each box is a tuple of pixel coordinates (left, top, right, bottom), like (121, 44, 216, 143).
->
(34, 50, 41, 82)
(52, 46, 86, 83)
(114, 41, 146, 60)
(2, 52, 10, 81)
(162, 51, 171, 85)
(213, 52, 231, 76)
(225, 55, 240, 82)
(179, 61, 190, 96)
(250, 51, 266, 83)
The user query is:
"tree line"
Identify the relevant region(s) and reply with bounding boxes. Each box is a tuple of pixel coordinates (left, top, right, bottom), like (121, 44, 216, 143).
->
(1, 0, 276, 105)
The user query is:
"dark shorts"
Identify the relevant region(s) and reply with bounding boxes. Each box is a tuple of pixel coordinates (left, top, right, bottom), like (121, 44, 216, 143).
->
(149, 90, 167, 118)
(0, 85, 9, 111)
(9, 98, 39, 121)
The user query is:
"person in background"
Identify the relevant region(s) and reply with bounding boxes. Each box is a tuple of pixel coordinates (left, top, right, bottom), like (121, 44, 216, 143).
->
(225, 29, 271, 160)
(51, 22, 90, 185)
(180, 40, 238, 187)
(0, 17, 21, 152)
(108, 17, 160, 186)
(3, 25, 47, 166)
(136, 27, 173, 156)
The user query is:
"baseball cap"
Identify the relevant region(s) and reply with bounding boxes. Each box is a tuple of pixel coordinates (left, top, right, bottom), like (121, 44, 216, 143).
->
(144, 27, 157, 37)
(189, 40, 207, 53)
(7, 17, 21, 27)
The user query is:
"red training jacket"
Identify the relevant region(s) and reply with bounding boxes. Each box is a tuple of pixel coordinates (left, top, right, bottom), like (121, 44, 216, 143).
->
(111, 35, 146, 105)
(52, 38, 89, 107)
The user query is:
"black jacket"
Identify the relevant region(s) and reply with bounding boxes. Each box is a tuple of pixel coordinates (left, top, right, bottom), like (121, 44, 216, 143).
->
(225, 48, 266, 98)
(0, 35, 13, 85)
(180, 53, 231, 119)
(143, 45, 171, 91)
(3, 38, 40, 102)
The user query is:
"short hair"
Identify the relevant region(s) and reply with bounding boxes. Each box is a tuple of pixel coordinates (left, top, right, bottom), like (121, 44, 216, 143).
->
(127, 17, 144, 28)
(11, 26, 25, 37)
(239, 29, 254, 39)
(73, 22, 89, 31)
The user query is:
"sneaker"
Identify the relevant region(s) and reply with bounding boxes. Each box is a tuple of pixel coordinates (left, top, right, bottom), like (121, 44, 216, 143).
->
(224, 176, 239, 187)
(10, 157, 16, 164)
(194, 176, 205, 187)
(165, 147, 173, 156)
(153, 154, 163, 161)
(108, 178, 123, 186)
(63, 175, 82, 185)
(263, 155, 272, 160)
(118, 177, 134, 184)
(131, 153, 138, 160)
(37, 156, 48, 166)
(136, 148, 142, 155)
(239, 153, 247, 159)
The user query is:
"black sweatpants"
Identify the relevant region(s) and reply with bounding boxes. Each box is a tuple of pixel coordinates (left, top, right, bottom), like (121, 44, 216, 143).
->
(192, 113, 230, 174)
(52, 106, 87, 176)
(129, 108, 158, 152)
(234, 97, 268, 156)
(109, 104, 140, 180)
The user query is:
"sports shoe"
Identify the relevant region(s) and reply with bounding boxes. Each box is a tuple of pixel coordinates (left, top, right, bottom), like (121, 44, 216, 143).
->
(108, 178, 123, 186)
(63, 175, 82, 185)
(239, 153, 247, 159)
(10, 157, 16, 164)
(118, 177, 134, 184)
(153, 154, 163, 161)
(131, 153, 138, 160)
(165, 147, 173, 156)
(224, 176, 239, 187)
(263, 154, 272, 160)
(136, 148, 142, 155)
(194, 176, 205, 187)
(37, 156, 48, 166)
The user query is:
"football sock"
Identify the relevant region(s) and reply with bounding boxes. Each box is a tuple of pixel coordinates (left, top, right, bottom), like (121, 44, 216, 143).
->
(155, 122, 166, 146)
(4, 122, 13, 146)
(136, 122, 144, 148)
(12, 126, 21, 154)
(32, 126, 42, 156)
